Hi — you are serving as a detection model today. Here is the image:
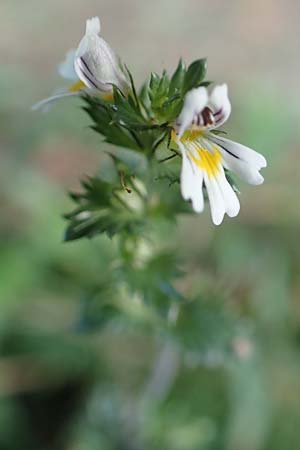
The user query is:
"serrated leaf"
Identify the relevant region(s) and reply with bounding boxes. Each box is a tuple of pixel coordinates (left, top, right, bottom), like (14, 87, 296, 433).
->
(64, 176, 145, 241)
(83, 97, 141, 150)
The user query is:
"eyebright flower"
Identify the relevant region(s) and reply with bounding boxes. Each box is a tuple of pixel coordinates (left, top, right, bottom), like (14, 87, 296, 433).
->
(33, 16, 129, 111)
(172, 85, 267, 225)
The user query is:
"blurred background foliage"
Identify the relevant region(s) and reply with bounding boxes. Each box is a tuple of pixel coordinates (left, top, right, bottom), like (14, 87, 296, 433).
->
(1, 0, 300, 449)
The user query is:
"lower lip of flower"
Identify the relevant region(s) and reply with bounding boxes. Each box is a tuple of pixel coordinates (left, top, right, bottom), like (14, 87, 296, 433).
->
(172, 129, 222, 178)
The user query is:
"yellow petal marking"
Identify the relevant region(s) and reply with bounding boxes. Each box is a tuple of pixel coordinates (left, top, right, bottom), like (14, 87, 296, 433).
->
(189, 144, 222, 178)
(69, 80, 114, 102)
(68, 80, 86, 92)
(180, 129, 205, 141)
(171, 129, 204, 143)
(173, 129, 222, 178)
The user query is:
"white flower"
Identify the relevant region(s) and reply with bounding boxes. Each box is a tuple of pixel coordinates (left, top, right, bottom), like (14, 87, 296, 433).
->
(173, 84, 267, 225)
(74, 16, 128, 93)
(33, 16, 128, 112)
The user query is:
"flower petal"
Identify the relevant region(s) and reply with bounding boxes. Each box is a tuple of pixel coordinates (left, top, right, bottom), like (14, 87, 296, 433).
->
(210, 135, 267, 169)
(177, 137, 240, 223)
(221, 151, 265, 185)
(86, 16, 101, 35)
(32, 91, 80, 112)
(204, 172, 226, 225)
(74, 16, 128, 92)
(175, 87, 208, 138)
(216, 169, 240, 218)
(74, 56, 108, 90)
(207, 84, 231, 129)
(204, 167, 240, 225)
(192, 168, 205, 213)
(58, 49, 78, 81)
(178, 141, 204, 212)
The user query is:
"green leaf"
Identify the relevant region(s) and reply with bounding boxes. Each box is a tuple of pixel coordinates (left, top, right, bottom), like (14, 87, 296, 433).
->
(64, 176, 145, 241)
(83, 92, 168, 154)
(83, 97, 141, 150)
(145, 59, 209, 124)
(156, 71, 170, 101)
(112, 87, 148, 128)
(139, 82, 152, 114)
(123, 64, 140, 109)
(149, 72, 161, 94)
(183, 58, 207, 94)
(149, 71, 169, 109)
(169, 59, 186, 95)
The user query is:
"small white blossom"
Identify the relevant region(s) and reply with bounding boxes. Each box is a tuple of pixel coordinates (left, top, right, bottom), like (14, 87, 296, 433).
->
(74, 16, 128, 93)
(173, 85, 267, 225)
(33, 16, 128, 112)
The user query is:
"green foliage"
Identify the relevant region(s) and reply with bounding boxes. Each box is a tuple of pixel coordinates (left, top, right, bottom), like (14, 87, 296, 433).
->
(83, 59, 208, 154)
(3, 58, 300, 450)
(64, 176, 145, 241)
(147, 59, 208, 123)
(120, 249, 184, 316)
(62, 58, 244, 365)
(174, 294, 237, 354)
(83, 95, 144, 152)
(83, 75, 169, 157)
(66, 59, 211, 243)
(183, 59, 208, 94)
(1, 0, 300, 440)
(64, 163, 188, 242)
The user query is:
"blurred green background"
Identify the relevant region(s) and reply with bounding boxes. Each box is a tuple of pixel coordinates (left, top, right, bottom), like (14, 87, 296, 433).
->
(1, 0, 300, 449)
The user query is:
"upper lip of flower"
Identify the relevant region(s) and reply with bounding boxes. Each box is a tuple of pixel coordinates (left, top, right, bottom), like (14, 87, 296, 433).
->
(172, 84, 267, 225)
(74, 16, 129, 93)
(174, 84, 231, 138)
